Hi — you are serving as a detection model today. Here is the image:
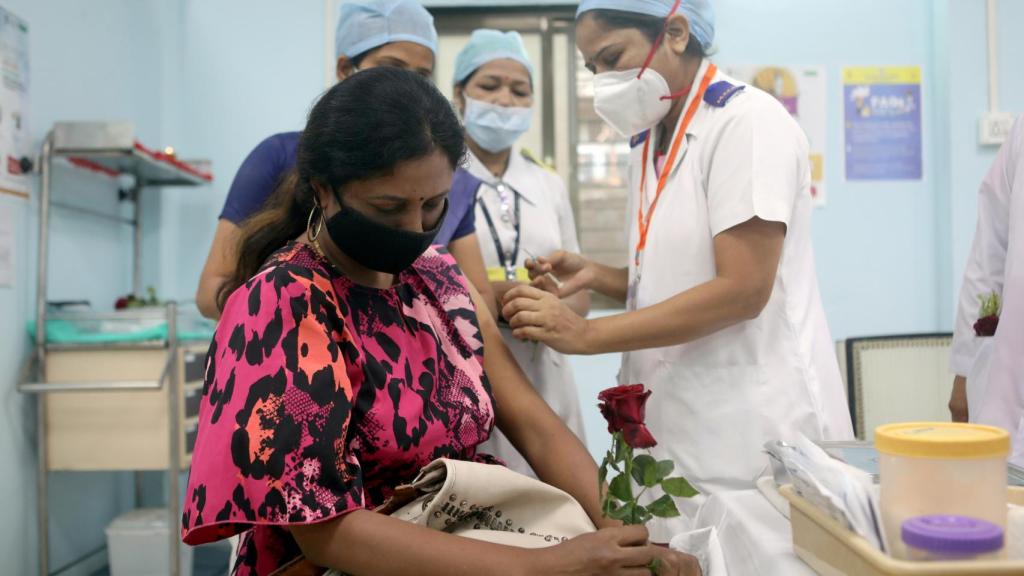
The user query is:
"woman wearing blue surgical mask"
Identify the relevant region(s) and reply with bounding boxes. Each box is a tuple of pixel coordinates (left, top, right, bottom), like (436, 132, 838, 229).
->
(452, 30, 590, 478)
(503, 0, 854, 542)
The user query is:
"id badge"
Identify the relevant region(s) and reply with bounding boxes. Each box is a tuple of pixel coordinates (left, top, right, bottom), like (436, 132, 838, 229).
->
(487, 266, 530, 283)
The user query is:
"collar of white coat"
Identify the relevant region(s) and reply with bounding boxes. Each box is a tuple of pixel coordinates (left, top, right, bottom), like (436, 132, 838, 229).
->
(466, 147, 540, 205)
(654, 57, 718, 146)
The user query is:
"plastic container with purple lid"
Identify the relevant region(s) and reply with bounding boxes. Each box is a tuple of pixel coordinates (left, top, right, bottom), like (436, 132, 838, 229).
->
(901, 515, 1005, 561)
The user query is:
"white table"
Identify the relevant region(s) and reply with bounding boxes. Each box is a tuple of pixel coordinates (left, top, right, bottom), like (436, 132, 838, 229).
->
(691, 488, 817, 576)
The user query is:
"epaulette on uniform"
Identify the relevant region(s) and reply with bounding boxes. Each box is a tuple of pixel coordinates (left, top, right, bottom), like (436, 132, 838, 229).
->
(630, 129, 650, 149)
(520, 148, 556, 173)
(703, 81, 745, 107)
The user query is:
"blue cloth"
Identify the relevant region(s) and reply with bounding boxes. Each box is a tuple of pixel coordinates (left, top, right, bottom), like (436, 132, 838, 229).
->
(575, 0, 715, 52)
(703, 80, 744, 107)
(220, 132, 299, 224)
(438, 169, 481, 245)
(335, 0, 438, 59)
(453, 29, 534, 85)
(220, 131, 479, 245)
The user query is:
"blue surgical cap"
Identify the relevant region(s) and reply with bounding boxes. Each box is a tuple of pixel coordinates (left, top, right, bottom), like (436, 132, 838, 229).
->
(335, 0, 438, 59)
(453, 29, 535, 85)
(576, 0, 715, 52)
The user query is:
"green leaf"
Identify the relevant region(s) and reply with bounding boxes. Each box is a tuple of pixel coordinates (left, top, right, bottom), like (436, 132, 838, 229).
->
(656, 459, 675, 481)
(979, 292, 1002, 317)
(614, 432, 631, 463)
(634, 504, 653, 524)
(607, 501, 636, 522)
(662, 476, 699, 498)
(608, 473, 633, 502)
(631, 454, 659, 487)
(598, 461, 608, 486)
(647, 494, 681, 518)
(604, 450, 623, 473)
(602, 492, 615, 516)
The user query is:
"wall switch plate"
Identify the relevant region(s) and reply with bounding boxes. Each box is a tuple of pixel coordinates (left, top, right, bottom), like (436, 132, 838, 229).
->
(979, 112, 1017, 146)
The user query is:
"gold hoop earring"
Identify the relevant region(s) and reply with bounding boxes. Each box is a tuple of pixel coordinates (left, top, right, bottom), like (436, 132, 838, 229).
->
(307, 205, 324, 242)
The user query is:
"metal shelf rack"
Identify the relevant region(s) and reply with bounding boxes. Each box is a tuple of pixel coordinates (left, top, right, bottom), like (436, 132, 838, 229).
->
(18, 121, 213, 576)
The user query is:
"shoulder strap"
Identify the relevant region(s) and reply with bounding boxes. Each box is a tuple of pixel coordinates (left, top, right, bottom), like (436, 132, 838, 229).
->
(520, 148, 556, 173)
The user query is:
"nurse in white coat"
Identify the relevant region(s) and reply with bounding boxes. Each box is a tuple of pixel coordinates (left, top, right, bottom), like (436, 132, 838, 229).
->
(503, 0, 853, 540)
(949, 116, 1024, 463)
(452, 30, 590, 476)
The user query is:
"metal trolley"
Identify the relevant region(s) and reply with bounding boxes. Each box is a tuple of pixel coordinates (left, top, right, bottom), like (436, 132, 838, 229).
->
(18, 122, 212, 576)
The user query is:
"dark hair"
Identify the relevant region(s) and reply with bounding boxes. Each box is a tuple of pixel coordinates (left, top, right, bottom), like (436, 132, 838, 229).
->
(219, 67, 466, 309)
(587, 9, 706, 59)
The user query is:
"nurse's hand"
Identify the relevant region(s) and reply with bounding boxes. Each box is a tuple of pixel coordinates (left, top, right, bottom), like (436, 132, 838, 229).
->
(503, 285, 592, 355)
(949, 375, 968, 422)
(526, 250, 593, 298)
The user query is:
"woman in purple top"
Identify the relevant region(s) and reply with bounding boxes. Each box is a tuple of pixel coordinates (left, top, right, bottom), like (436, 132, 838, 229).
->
(195, 0, 496, 320)
(183, 68, 700, 576)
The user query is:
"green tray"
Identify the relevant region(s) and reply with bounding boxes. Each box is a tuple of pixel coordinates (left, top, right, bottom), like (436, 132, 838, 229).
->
(27, 318, 215, 345)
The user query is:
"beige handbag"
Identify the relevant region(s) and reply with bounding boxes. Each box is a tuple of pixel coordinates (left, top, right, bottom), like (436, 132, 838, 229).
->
(385, 457, 597, 547)
(274, 458, 596, 576)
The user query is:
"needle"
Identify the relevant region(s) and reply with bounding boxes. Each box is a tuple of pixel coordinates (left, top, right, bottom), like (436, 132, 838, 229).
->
(521, 247, 564, 289)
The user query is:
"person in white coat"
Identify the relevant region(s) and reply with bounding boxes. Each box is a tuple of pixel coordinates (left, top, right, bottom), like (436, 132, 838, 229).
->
(502, 0, 854, 540)
(452, 30, 590, 476)
(949, 115, 1024, 463)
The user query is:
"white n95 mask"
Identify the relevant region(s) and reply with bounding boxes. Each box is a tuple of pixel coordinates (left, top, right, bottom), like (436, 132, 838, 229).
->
(593, 67, 674, 138)
(463, 97, 533, 153)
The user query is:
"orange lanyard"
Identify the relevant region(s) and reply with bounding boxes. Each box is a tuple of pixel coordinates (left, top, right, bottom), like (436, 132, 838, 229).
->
(635, 64, 717, 266)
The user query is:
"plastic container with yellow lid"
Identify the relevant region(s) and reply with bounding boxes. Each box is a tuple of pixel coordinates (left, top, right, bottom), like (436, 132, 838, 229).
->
(875, 422, 1010, 559)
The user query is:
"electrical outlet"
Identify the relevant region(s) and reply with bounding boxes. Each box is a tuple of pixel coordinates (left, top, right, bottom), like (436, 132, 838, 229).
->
(979, 112, 1017, 146)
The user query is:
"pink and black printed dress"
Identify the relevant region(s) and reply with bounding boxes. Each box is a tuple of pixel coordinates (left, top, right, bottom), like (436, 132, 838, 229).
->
(181, 242, 498, 575)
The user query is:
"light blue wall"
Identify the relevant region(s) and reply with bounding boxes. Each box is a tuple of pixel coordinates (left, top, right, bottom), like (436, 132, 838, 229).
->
(0, 1, 181, 574)
(947, 0, 1024, 323)
(160, 0, 1023, 339)
(161, 0, 327, 301)
(711, 0, 941, 339)
(2, 0, 1023, 572)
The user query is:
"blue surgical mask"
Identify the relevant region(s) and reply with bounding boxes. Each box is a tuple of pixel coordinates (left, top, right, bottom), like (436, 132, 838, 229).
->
(462, 97, 532, 153)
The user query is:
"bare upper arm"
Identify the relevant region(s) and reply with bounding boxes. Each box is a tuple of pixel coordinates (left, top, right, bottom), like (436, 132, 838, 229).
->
(466, 283, 564, 452)
(449, 233, 499, 318)
(713, 217, 786, 316)
(196, 219, 241, 319)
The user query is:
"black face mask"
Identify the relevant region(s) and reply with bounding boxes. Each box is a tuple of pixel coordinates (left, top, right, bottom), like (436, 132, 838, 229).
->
(324, 194, 447, 275)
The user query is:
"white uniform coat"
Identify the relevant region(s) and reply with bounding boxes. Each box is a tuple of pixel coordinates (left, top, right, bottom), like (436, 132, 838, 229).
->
(951, 116, 1024, 463)
(466, 148, 588, 476)
(621, 60, 854, 540)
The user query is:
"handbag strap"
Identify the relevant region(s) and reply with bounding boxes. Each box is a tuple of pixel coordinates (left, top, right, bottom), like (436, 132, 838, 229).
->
(374, 483, 423, 515)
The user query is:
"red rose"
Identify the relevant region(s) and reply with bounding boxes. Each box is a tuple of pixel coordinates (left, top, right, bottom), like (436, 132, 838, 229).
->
(974, 314, 999, 337)
(598, 384, 657, 449)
